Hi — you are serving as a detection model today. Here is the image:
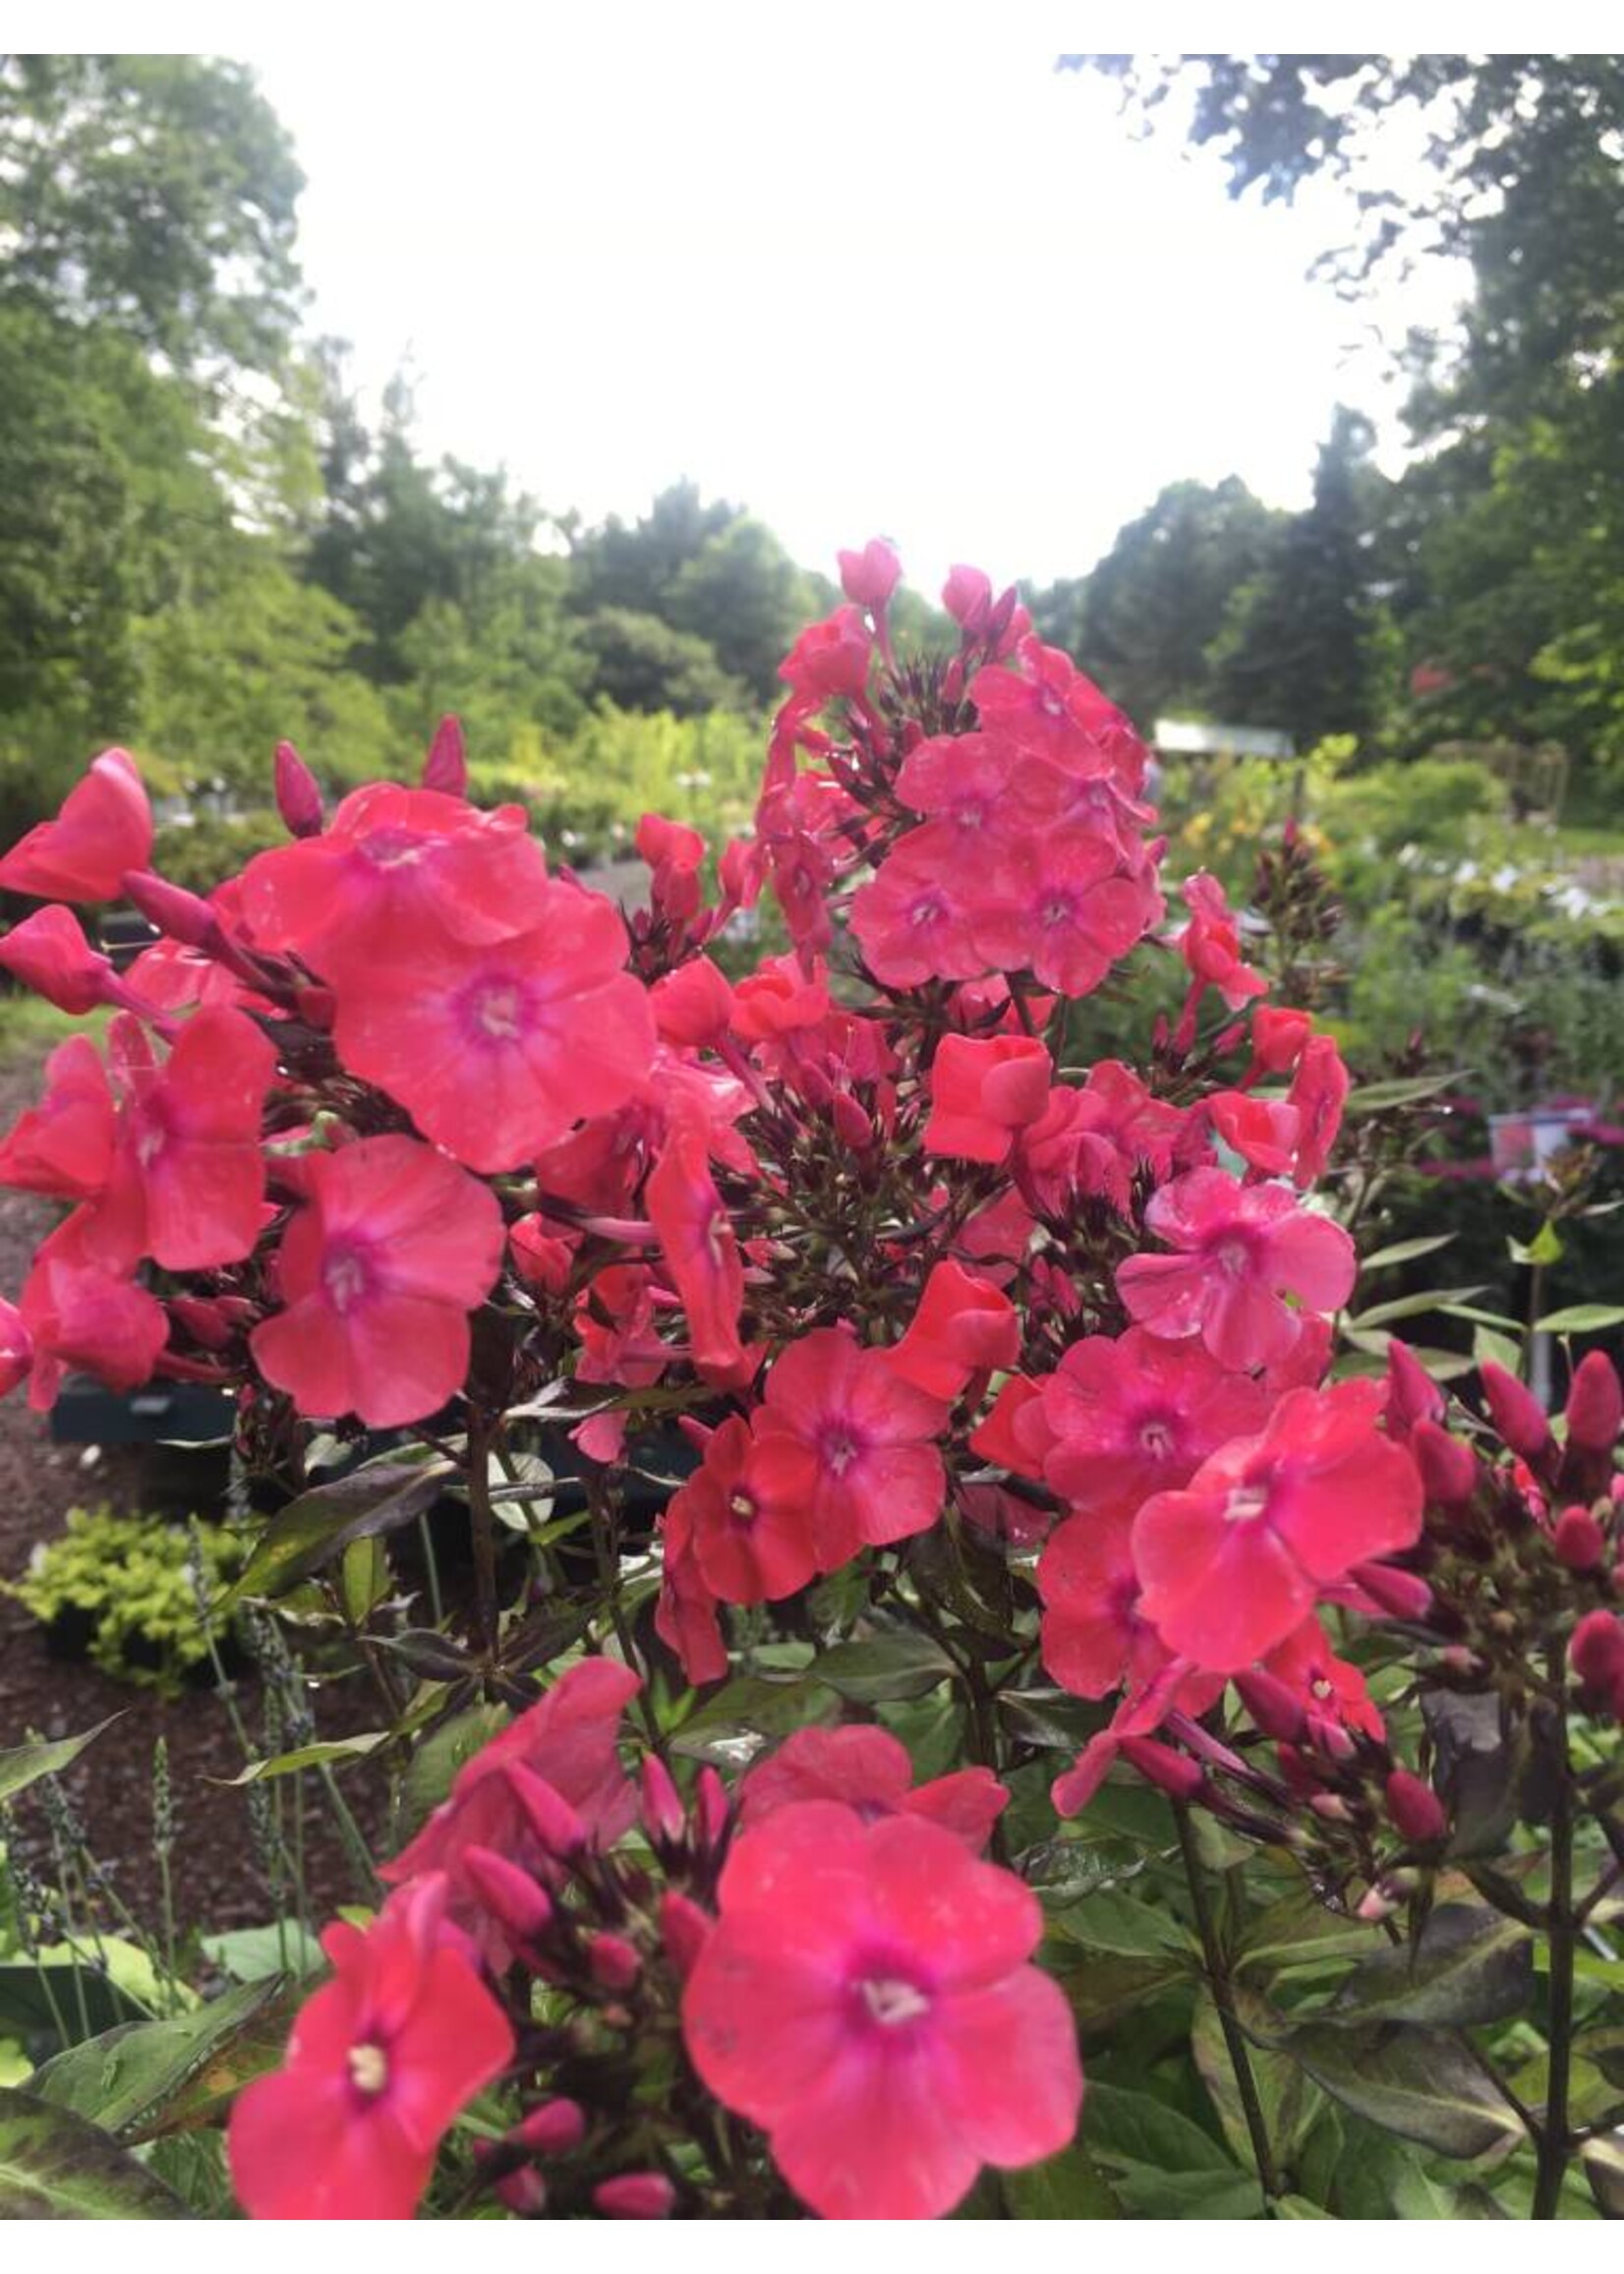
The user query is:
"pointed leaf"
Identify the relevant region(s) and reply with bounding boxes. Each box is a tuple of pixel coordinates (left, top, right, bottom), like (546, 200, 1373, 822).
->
(1536, 1305, 1624, 1335)
(1325, 1904, 1534, 2029)
(221, 1457, 455, 1604)
(0, 2085, 191, 2216)
(1001, 2144, 1121, 2218)
(0, 1718, 119, 1805)
(27, 1976, 285, 2142)
(1266, 2018, 1523, 2158)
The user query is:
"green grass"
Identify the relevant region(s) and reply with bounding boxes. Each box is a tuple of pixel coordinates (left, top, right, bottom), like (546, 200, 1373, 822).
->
(0, 993, 112, 1071)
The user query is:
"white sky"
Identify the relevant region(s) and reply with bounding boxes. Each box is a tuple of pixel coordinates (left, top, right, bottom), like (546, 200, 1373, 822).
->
(224, 27, 1474, 593)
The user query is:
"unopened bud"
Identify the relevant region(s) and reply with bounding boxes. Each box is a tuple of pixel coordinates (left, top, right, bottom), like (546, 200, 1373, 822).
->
(122, 869, 220, 950)
(515, 2098, 586, 2158)
(1308, 1792, 1353, 1824)
(831, 1090, 874, 1152)
(695, 1766, 729, 1850)
(659, 1890, 712, 1981)
(508, 1764, 587, 1857)
(463, 1843, 552, 1946)
(1385, 1769, 1448, 1846)
(169, 1296, 234, 1351)
(1386, 1341, 1445, 1438)
(1566, 1352, 1623, 1456)
(1119, 1736, 1206, 1803)
(1481, 1361, 1552, 1464)
(593, 2173, 675, 2220)
(274, 740, 324, 837)
(1352, 1561, 1434, 1623)
(495, 2168, 548, 2216)
(1553, 1504, 1607, 1573)
(1570, 1608, 1624, 1713)
(1234, 1670, 1307, 1745)
(1413, 1419, 1479, 1507)
(640, 1756, 685, 1845)
(587, 1932, 641, 1993)
(423, 714, 468, 797)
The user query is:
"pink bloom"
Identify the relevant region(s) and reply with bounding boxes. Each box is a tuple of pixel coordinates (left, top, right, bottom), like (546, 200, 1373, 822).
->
(1175, 872, 1268, 1010)
(1116, 1167, 1356, 1371)
(886, 1261, 1019, 1403)
(970, 640, 1145, 792)
(894, 734, 1015, 834)
(682, 1801, 1081, 2219)
(651, 956, 734, 1048)
(1015, 1060, 1183, 1217)
(667, 1417, 817, 1605)
(0, 750, 152, 903)
(1262, 1617, 1385, 1743)
(422, 714, 468, 797)
(971, 828, 1162, 997)
(332, 880, 654, 1174)
(76, 1008, 277, 1273)
(923, 1033, 1051, 1165)
(849, 826, 988, 988)
(250, 1135, 504, 1426)
(739, 1726, 1007, 1850)
(19, 1252, 167, 1411)
(1038, 1326, 1270, 1513)
(730, 954, 831, 1041)
(838, 539, 901, 612)
(240, 781, 550, 976)
(1244, 1006, 1312, 1080)
(1131, 1382, 1424, 1670)
(0, 1036, 116, 1201)
(778, 607, 873, 708)
(646, 1103, 745, 1374)
(968, 1373, 1058, 1482)
(1207, 1090, 1302, 1179)
(1286, 1034, 1350, 1188)
(0, 905, 117, 1013)
(655, 1488, 729, 1686)
(1039, 1509, 1171, 1701)
(749, 1328, 949, 1570)
(637, 812, 708, 922)
(228, 1876, 513, 2220)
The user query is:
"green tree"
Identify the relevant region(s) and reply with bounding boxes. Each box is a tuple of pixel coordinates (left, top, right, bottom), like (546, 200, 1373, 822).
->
(1209, 409, 1393, 748)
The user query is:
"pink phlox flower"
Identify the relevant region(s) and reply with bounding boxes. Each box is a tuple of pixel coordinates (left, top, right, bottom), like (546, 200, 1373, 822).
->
(18, 1249, 167, 1411)
(239, 781, 550, 976)
(1116, 1167, 1356, 1371)
(0, 905, 119, 1014)
(886, 1261, 1019, 1404)
(1285, 1034, 1350, 1188)
(971, 827, 1163, 997)
(228, 1871, 514, 2220)
(249, 1134, 504, 1427)
(1262, 1616, 1386, 1744)
(330, 877, 653, 1174)
(739, 1725, 1008, 1851)
(0, 749, 152, 903)
(849, 824, 989, 988)
(681, 1800, 1082, 2219)
(0, 1035, 116, 1201)
(1174, 872, 1268, 1013)
(749, 1326, 949, 1570)
(666, 1414, 816, 1605)
(646, 1098, 745, 1375)
(923, 1032, 1052, 1165)
(1037, 1326, 1271, 1512)
(1131, 1380, 1424, 1671)
(1015, 1060, 1182, 1215)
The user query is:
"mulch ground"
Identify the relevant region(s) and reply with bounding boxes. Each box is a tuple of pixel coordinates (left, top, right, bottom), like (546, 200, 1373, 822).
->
(0, 1051, 394, 1942)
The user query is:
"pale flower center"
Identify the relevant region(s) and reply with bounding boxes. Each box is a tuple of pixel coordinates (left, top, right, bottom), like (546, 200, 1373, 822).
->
(323, 1250, 372, 1315)
(1215, 1237, 1252, 1279)
(727, 1489, 758, 1528)
(860, 1977, 932, 2027)
(347, 2042, 389, 2095)
(1223, 1485, 1270, 1525)
(1138, 1418, 1175, 1459)
(821, 1429, 859, 1479)
(473, 982, 523, 1040)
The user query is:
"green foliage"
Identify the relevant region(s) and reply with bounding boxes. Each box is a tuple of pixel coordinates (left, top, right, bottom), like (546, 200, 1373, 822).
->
(5, 1509, 244, 1695)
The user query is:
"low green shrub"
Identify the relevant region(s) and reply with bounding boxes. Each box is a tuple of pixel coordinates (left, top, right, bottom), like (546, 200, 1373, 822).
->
(5, 1508, 244, 1695)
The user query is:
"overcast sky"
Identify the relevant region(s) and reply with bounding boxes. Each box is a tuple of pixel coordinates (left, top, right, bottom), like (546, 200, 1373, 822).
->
(238, 27, 1471, 594)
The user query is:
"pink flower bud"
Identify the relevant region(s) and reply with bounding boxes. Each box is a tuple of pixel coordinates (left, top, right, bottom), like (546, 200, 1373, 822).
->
(640, 1755, 685, 1844)
(1480, 1361, 1552, 1464)
(495, 2168, 549, 2216)
(1413, 1419, 1479, 1506)
(1571, 1608, 1624, 1709)
(695, 1766, 729, 1850)
(121, 869, 220, 950)
(1119, 1736, 1206, 1803)
(659, 1890, 713, 1981)
(1233, 1670, 1307, 1745)
(515, 2099, 586, 2158)
(1386, 1341, 1445, 1438)
(830, 1090, 874, 1152)
(0, 905, 116, 1015)
(838, 539, 901, 612)
(1553, 1504, 1606, 1573)
(462, 1843, 553, 1945)
(1308, 1791, 1353, 1824)
(273, 739, 324, 838)
(1566, 1351, 1623, 1456)
(169, 1296, 234, 1351)
(587, 1932, 641, 1992)
(1351, 1561, 1434, 1623)
(423, 714, 468, 796)
(1385, 1769, 1447, 1845)
(593, 2173, 675, 2220)
(508, 1765, 587, 1857)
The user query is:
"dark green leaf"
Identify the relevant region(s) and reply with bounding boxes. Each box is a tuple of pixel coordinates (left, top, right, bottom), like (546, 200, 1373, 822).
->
(1344, 1073, 1465, 1114)
(1083, 2080, 1236, 2174)
(0, 2085, 190, 2216)
(1048, 1888, 1194, 1960)
(220, 1455, 455, 1604)
(28, 1976, 284, 2142)
(1265, 2017, 1523, 2158)
(813, 1632, 954, 1704)
(1360, 1235, 1456, 1271)
(1001, 2144, 1121, 2218)
(218, 1731, 389, 1784)
(1325, 1903, 1534, 2029)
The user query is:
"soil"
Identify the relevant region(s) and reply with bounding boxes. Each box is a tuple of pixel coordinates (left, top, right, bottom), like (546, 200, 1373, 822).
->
(0, 1051, 393, 1943)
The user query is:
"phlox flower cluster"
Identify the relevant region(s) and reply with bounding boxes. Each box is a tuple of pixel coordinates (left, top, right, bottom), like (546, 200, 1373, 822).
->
(0, 541, 1461, 2217)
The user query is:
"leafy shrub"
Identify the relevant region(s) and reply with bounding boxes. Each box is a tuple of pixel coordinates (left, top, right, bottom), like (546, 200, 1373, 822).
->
(5, 1508, 243, 1694)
